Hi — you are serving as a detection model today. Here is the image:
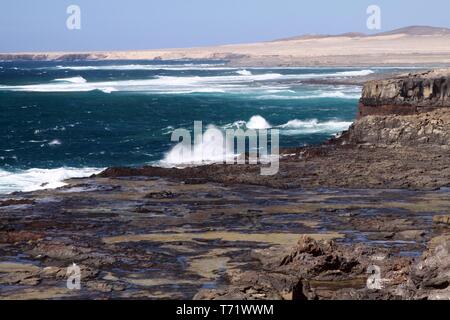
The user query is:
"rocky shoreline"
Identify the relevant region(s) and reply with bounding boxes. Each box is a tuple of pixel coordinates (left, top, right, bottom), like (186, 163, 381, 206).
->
(0, 69, 449, 300)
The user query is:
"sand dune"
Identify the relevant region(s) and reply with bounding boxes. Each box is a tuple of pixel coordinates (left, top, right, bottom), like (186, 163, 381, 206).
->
(2, 26, 450, 67)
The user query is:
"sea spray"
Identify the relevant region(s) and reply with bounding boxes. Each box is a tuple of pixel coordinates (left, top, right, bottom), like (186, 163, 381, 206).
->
(0, 167, 103, 194)
(162, 121, 279, 175)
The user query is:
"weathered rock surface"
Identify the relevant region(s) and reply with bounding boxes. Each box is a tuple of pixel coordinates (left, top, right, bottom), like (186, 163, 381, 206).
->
(343, 109, 450, 147)
(406, 242, 450, 300)
(359, 69, 450, 117)
(433, 215, 450, 226)
(195, 235, 450, 300)
(1, 175, 448, 300)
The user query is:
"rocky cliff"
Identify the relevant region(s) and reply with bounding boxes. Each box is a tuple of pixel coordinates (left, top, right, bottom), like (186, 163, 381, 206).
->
(346, 68, 450, 147)
(358, 69, 450, 118)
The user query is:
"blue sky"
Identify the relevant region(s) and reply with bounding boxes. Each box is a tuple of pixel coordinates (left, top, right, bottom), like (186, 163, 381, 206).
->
(1, 0, 449, 52)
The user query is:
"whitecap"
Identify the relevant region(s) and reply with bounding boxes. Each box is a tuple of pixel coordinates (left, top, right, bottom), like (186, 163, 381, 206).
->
(0, 167, 103, 194)
(52, 76, 87, 84)
(97, 87, 117, 94)
(223, 116, 272, 130)
(236, 69, 252, 76)
(246, 115, 272, 129)
(334, 70, 374, 77)
(48, 139, 62, 146)
(278, 119, 352, 135)
(258, 90, 361, 100)
(0, 73, 282, 93)
(52, 64, 233, 71)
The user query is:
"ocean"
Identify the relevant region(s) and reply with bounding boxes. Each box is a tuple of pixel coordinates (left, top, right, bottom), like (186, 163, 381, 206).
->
(0, 60, 415, 193)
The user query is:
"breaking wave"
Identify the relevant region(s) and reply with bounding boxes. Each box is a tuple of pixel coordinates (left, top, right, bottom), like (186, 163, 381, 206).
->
(225, 115, 351, 134)
(51, 64, 232, 71)
(334, 70, 375, 77)
(224, 115, 272, 130)
(0, 67, 371, 94)
(257, 86, 361, 100)
(0, 73, 284, 93)
(52, 76, 87, 84)
(161, 125, 235, 166)
(278, 119, 352, 135)
(160, 115, 351, 166)
(245, 115, 272, 129)
(0, 167, 103, 194)
(236, 69, 252, 76)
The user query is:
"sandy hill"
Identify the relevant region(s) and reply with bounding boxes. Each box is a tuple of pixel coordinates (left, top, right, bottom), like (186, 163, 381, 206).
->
(275, 25, 450, 41)
(2, 25, 450, 67)
(375, 25, 450, 36)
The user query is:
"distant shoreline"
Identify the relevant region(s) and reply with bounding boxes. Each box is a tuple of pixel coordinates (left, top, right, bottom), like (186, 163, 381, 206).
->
(2, 26, 450, 67)
(0, 55, 448, 71)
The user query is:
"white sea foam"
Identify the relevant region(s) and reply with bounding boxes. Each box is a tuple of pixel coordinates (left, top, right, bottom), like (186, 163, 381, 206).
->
(224, 115, 272, 130)
(246, 115, 272, 129)
(334, 70, 375, 77)
(236, 69, 252, 76)
(0, 73, 283, 93)
(98, 87, 117, 94)
(48, 65, 376, 77)
(314, 91, 361, 99)
(48, 139, 62, 146)
(258, 88, 361, 100)
(0, 67, 370, 95)
(0, 167, 103, 194)
(52, 76, 87, 84)
(44, 65, 423, 73)
(161, 125, 235, 166)
(225, 116, 351, 134)
(157, 88, 226, 94)
(265, 89, 296, 94)
(278, 119, 352, 135)
(160, 115, 350, 167)
(162, 116, 272, 166)
(52, 64, 233, 71)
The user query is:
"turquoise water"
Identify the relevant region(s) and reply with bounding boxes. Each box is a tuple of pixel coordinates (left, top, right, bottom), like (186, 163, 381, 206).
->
(0, 60, 413, 193)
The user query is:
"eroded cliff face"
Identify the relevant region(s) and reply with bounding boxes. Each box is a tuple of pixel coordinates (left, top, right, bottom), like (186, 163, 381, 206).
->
(345, 69, 450, 147)
(358, 69, 450, 118)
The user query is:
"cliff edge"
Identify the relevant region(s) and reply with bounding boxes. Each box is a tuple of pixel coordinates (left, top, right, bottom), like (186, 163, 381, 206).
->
(358, 69, 450, 118)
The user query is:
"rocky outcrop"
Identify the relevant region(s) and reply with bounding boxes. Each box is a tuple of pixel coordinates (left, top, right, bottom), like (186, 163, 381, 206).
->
(406, 241, 450, 300)
(358, 69, 450, 118)
(343, 108, 450, 147)
(195, 235, 450, 300)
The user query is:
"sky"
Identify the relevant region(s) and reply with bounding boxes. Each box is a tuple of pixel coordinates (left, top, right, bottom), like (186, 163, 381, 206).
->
(1, 0, 449, 52)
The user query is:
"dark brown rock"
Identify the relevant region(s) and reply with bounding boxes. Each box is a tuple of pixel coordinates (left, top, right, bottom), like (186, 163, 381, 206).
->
(358, 69, 450, 118)
(0, 199, 35, 207)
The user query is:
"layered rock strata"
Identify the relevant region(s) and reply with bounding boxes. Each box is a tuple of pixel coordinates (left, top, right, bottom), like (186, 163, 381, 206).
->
(358, 69, 450, 118)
